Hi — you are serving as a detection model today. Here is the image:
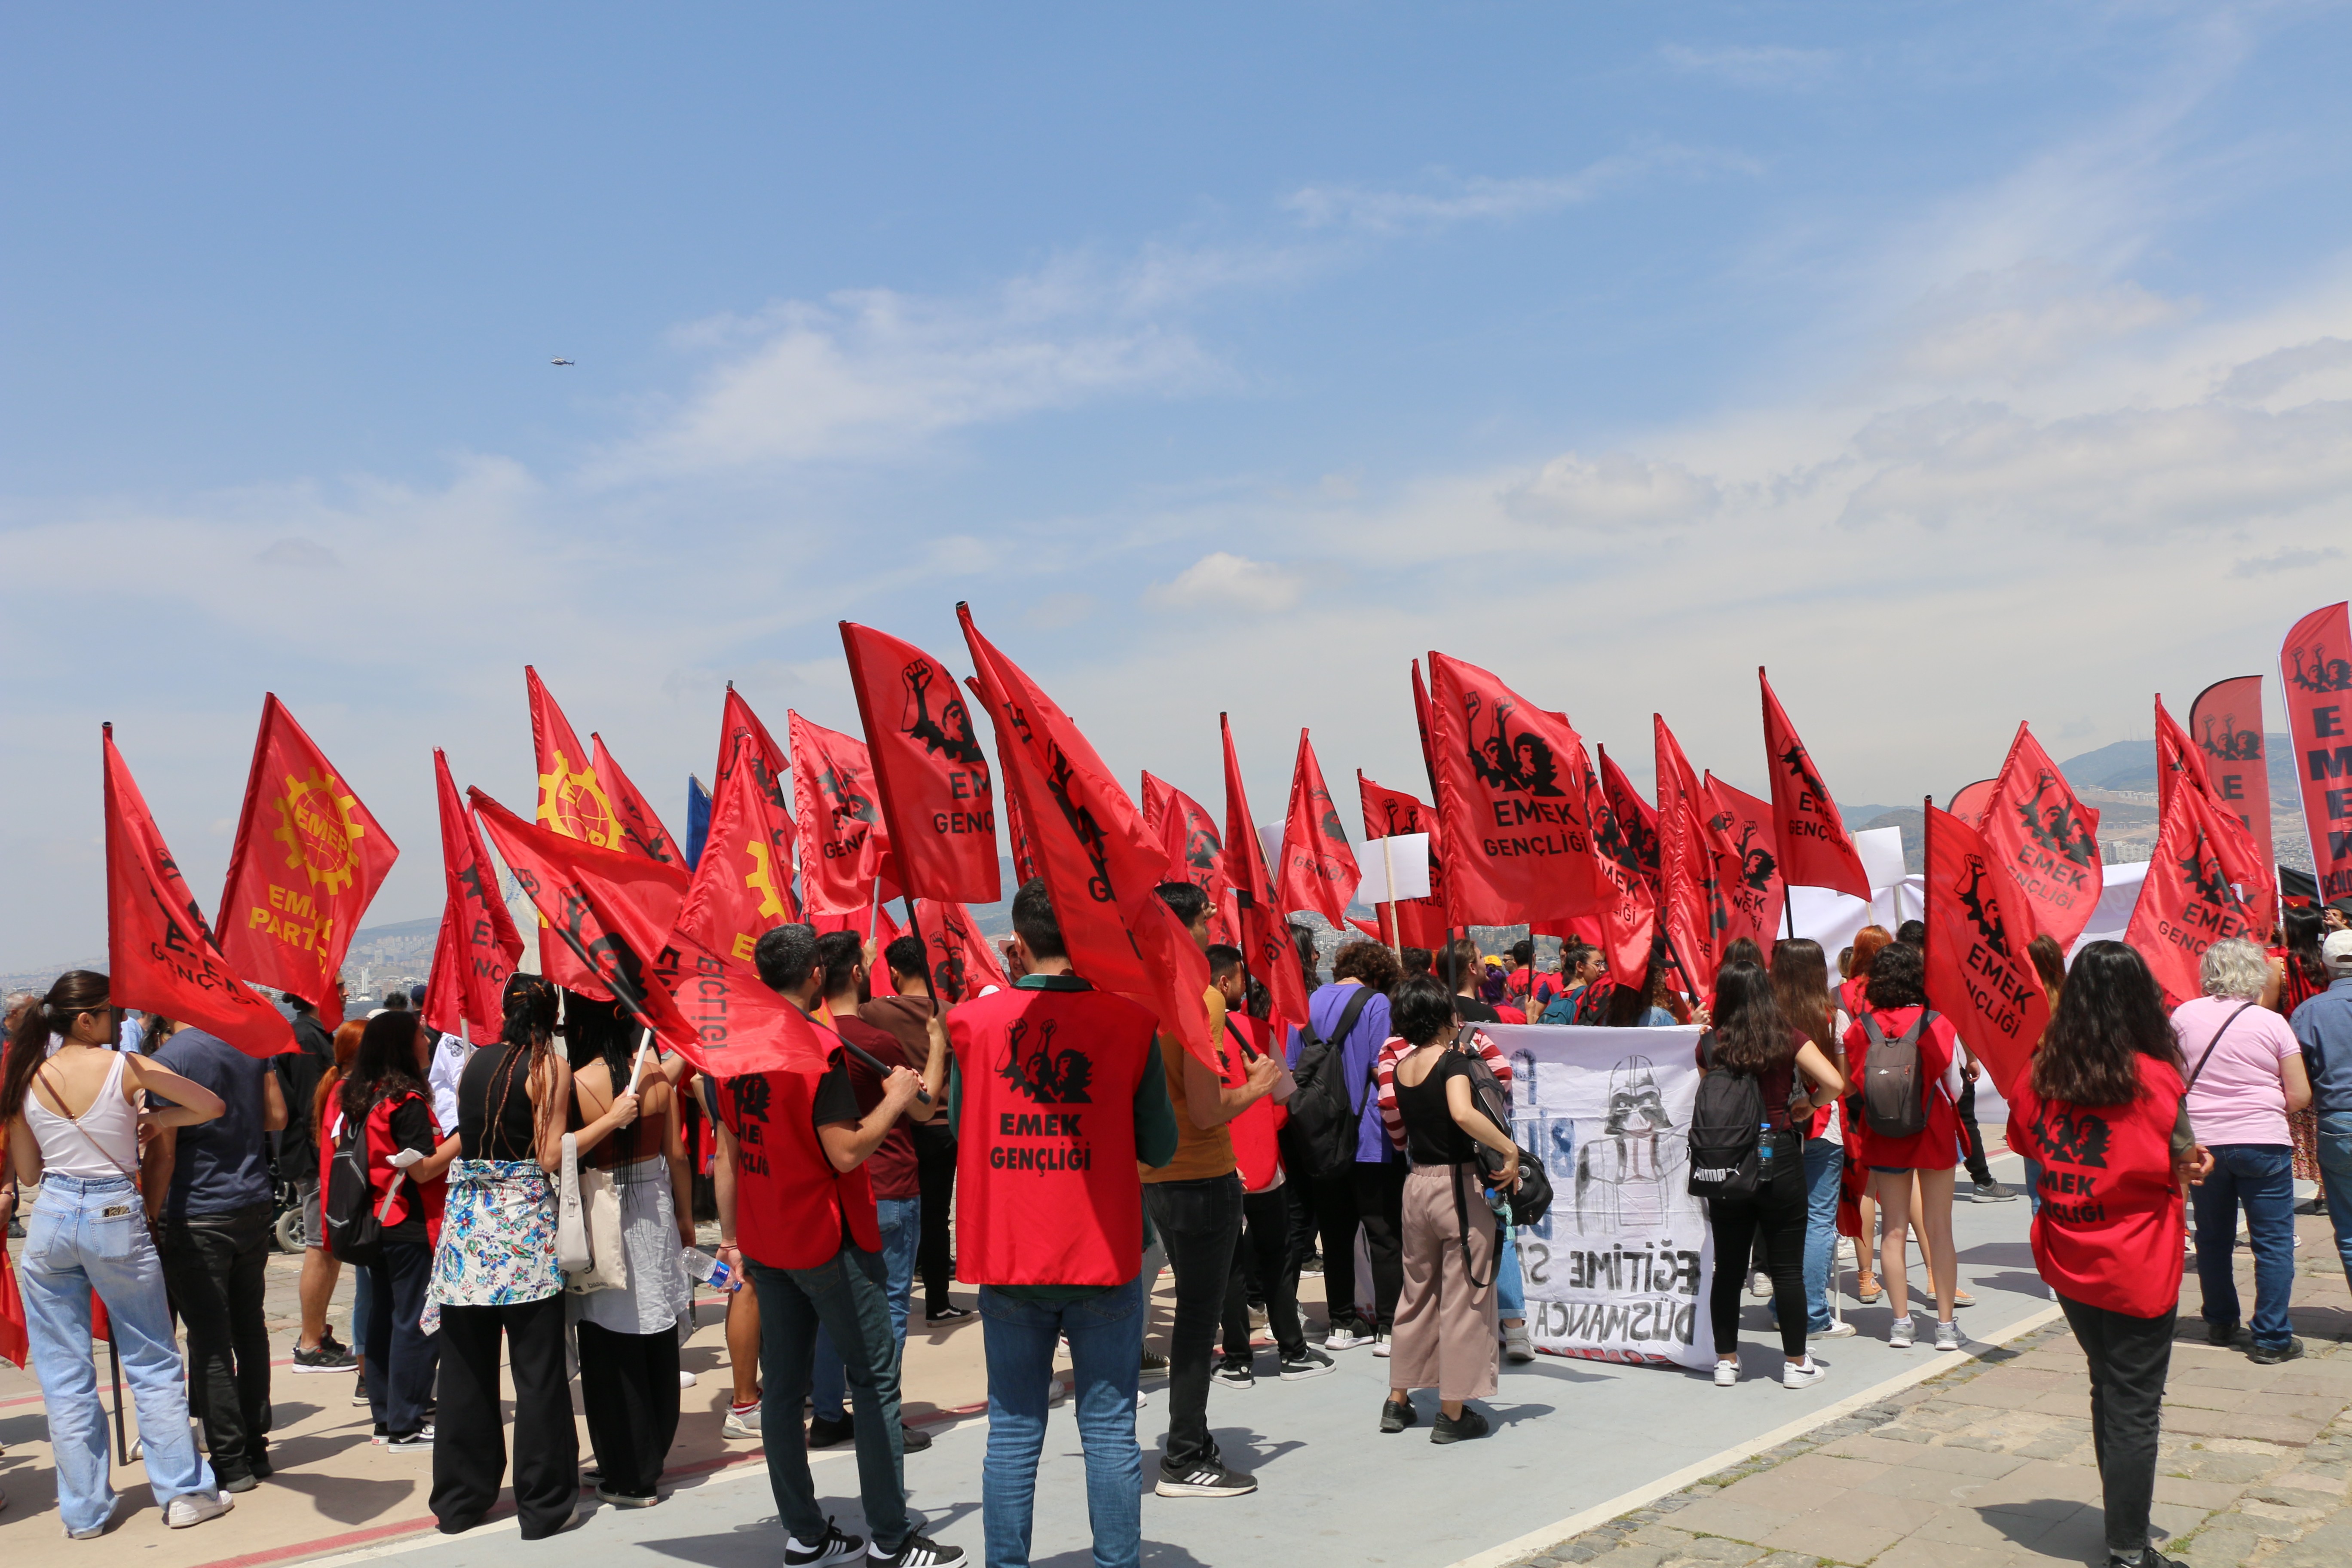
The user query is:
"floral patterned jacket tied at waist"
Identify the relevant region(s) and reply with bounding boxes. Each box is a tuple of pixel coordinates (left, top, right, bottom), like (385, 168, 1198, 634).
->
(426, 1158, 563, 1316)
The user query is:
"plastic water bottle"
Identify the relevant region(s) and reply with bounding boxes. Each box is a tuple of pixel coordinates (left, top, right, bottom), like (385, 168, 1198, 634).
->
(1758, 1122, 1775, 1169)
(684, 1247, 733, 1292)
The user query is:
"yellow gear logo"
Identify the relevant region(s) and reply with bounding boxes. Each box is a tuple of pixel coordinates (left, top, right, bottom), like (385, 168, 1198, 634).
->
(538, 750, 621, 850)
(273, 769, 364, 895)
(744, 837, 788, 920)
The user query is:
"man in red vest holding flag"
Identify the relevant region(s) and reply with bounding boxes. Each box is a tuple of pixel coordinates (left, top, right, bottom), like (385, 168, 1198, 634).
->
(942, 879, 1181, 1568)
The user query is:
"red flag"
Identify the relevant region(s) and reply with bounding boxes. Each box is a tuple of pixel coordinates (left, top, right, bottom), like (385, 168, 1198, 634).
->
(2282, 603, 2352, 903)
(1598, 744, 1661, 894)
(1219, 717, 1313, 1030)
(1275, 730, 1359, 928)
(1759, 670, 1871, 900)
(421, 749, 524, 1043)
(1580, 747, 1654, 990)
(1143, 772, 1235, 946)
(527, 667, 623, 994)
(808, 902, 905, 998)
(714, 687, 793, 811)
(1140, 772, 1170, 839)
(1703, 774, 1787, 959)
(1654, 715, 1720, 996)
(1424, 651, 1608, 925)
(591, 734, 681, 866)
(0, 1248, 26, 1369)
(1980, 723, 2105, 949)
(840, 622, 1001, 904)
(912, 898, 1011, 1003)
(790, 710, 899, 917)
(1922, 803, 2048, 1099)
(1948, 779, 1997, 827)
(2159, 695, 2274, 935)
(1356, 773, 1449, 949)
(959, 605, 1215, 1063)
(215, 695, 400, 1030)
(104, 727, 294, 1058)
(471, 789, 831, 1077)
(2154, 696, 2211, 822)
(2125, 778, 2263, 1005)
(971, 676, 1041, 884)
(2190, 675, 2275, 903)
(1411, 659, 1439, 800)
(675, 733, 803, 965)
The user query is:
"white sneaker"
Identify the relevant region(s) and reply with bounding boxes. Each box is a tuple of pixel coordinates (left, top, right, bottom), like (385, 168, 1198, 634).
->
(1748, 1270, 1772, 1298)
(1888, 1316, 1915, 1349)
(1713, 1360, 1739, 1387)
(1323, 1323, 1371, 1352)
(1813, 1320, 1857, 1339)
(1370, 1331, 1392, 1358)
(164, 1492, 236, 1529)
(1934, 1318, 1964, 1351)
(724, 1403, 763, 1438)
(1783, 1357, 1830, 1390)
(1835, 1237, 1858, 1266)
(678, 1369, 698, 1389)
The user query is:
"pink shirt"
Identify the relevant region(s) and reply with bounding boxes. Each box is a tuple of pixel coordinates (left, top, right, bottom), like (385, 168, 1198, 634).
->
(2174, 995, 2302, 1148)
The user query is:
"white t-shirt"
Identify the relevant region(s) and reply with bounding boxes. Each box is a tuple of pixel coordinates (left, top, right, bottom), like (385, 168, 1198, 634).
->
(2175, 996, 2302, 1147)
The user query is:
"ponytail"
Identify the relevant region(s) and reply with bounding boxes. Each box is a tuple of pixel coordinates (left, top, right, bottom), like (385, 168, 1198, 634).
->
(2, 971, 110, 1124)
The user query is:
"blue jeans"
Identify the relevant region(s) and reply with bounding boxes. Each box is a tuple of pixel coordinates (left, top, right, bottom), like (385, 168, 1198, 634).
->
(2190, 1144, 2297, 1348)
(751, 1244, 912, 1554)
(979, 1274, 1145, 1568)
(2316, 1112, 2352, 1292)
(20, 1173, 217, 1531)
(1802, 1138, 1843, 1332)
(2022, 1158, 2044, 1216)
(812, 1196, 920, 1420)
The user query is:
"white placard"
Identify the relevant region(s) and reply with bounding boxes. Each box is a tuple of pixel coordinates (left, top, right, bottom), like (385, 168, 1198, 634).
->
(1354, 833, 1433, 903)
(1854, 824, 1908, 892)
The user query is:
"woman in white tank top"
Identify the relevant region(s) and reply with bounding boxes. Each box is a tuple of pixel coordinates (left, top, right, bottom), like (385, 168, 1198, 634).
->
(4, 971, 232, 1538)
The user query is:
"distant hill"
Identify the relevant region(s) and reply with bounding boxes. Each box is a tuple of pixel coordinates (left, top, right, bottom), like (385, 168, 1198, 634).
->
(2056, 735, 2296, 798)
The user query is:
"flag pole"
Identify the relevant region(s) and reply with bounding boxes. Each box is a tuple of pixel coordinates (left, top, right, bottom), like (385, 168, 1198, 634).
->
(900, 895, 939, 1008)
(109, 1336, 128, 1465)
(1380, 835, 1401, 954)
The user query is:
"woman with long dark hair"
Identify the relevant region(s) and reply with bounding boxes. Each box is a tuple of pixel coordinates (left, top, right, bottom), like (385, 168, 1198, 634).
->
(2272, 905, 2328, 1212)
(1842, 941, 1966, 1348)
(427, 975, 639, 1537)
(2008, 942, 2210, 1568)
(1769, 939, 1855, 1341)
(1699, 962, 1847, 1387)
(4, 972, 233, 1535)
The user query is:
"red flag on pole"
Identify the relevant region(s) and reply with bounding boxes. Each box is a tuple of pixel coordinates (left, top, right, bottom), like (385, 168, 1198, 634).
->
(789, 710, 899, 918)
(1759, 670, 1871, 899)
(840, 622, 1001, 904)
(2189, 675, 2275, 900)
(1142, 772, 1235, 946)
(674, 733, 803, 965)
(1598, 744, 1660, 894)
(2281, 603, 2352, 903)
(1654, 715, 1720, 996)
(912, 897, 1011, 1003)
(2125, 778, 2264, 1006)
(959, 605, 1215, 1064)
(971, 676, 1041, 885)
(2154, 697, 2211, 823)
(1921, 802, 2048, 1099)
(1424, 650, 1608, 926)
(1411, 659, 1439, 800)
(527, 667, 621, 995)
(105, 727, 294, 1058)
(1980, 723, 2105, 949)
(714, 686, 793, 812)
(1580, 743, 1655, 991)
(1275, 730, 1359, 928)
(421, 749, 524, 1043)
(1219, 718, 1314, 1030)
(591, 734, 681, 866)
(1948, 779, 1997, 827)
(216, 695, 400, 1029)
(1357, 773, 1449, 950)
(1703, 773, 1787, 960)
(2158, 695, 2274, 935)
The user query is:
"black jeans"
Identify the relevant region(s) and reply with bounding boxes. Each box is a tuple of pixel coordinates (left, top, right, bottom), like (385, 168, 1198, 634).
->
(433, 1292, 577, 1538)
(576, 1319, 682, 1498)
(1307, 1161, 1409, 1334)
(1956, 1079, 1995, 1185)
(1143, 1174, 1243, 1472)
(160, 1203, 274, 1479)
(914, 1127, 957, 1311)
(363, 1240, 438, 1437)
(1277, 1126, 1320, 1271)
(750, 1246, 912, 1554)
(1706, 1163, 1807, 1360)
(2059, 1294, 2176, 1560)
(1222, 1188, 1303, 1360)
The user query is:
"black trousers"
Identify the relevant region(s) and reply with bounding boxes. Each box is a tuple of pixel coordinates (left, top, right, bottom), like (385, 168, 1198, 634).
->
(1222, 1187, 1303, 1360)
(432, 1292, 577, 1539)
(363, 1240, 438, 1437)
(1277, 1127, 1320, 1271)
(160, 1203, 274, 1480)
(1308, 1162, 1409, 1333)
(1956, 1079, 1995, 1185)
(2059, 1294, 2176, 1560)
(914, 1127, 957, 1310)
(1706, 1165, 1807, 1359)
(576, 1319, 681, 1498)
(1143, 1174, 1243, 1472)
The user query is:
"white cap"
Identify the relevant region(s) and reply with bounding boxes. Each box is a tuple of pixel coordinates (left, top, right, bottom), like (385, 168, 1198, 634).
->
(2324, 929, 2352, 975)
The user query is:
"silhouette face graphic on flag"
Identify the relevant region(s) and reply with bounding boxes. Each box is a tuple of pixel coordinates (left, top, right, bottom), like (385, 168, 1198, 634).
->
(900, 656, 985, 766)
(2019, 772, 2098, 868)
(1465, 691, 1564, 797)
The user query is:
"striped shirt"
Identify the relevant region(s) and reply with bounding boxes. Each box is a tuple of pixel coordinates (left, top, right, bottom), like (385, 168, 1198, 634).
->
(1376, 1030, 1510, 1155)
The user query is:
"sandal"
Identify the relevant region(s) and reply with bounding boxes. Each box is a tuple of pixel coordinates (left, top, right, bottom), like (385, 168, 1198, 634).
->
(1855, 1272, 1882, 1304)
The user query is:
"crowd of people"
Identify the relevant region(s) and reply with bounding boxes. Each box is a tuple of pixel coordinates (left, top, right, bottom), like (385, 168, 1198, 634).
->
(4, 887, 2352, 1568)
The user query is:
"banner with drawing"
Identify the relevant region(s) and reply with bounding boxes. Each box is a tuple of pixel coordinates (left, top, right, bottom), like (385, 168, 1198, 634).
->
(1485, 1023, 1715, 1371)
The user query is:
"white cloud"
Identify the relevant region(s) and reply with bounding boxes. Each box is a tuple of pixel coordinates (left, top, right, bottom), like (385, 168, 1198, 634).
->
(1887, 266, 2194, 386)
(1659, 43, 1837, 90)
(1505, 451, 1721, 530)
(1283, 147, 1754, 234)
(2218, 336, 2352, 403)
(1145, 552, 1304, 613)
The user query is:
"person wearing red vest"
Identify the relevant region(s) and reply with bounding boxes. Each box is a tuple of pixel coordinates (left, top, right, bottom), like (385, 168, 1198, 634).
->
(710, 923, 961, 1568)
(2008, 942, 2214, 1568)
(944, 879, 1178, 1568)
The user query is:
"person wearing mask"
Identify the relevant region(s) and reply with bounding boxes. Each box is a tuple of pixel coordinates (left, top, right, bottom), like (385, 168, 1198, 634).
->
(149, 1013, 290, 1488)
(861, 936, 969, 1325)
(6, 973, 233, 1534)
(2270, 906, 2328, 1214)
(429, 975, 636, 1539)
(1769, 939, 1856, 1342)
(1699, 962, 1849, 1388)
(2288, 928, 2352, 1301)
(1381, 973, 1523, 1441)
(277, 993, 355, 1375)
(1142, 884, 1280, 1498)
(2177, 938, 2310, 1363)
(710, 925, 961, 1568)
(2009, 942, 2211, 1568)
(1539, 947, 1605, 1025)
(805, 931, 950, 1455)
(1843, 941, 1967, 1350)
(1298, 939, 1406, 1354)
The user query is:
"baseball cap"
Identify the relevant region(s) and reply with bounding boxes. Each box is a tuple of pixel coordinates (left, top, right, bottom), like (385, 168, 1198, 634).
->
(2324, 930, 2352, 975)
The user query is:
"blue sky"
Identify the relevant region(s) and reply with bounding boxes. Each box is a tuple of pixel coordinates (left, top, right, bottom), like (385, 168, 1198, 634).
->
(8, 2, 2352, 964)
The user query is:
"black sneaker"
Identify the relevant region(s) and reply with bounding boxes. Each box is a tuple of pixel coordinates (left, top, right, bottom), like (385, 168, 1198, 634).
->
(1380, 1396, 1417, 1433)
(1430, 1406, 1491, 1444)
(807, 1412, 854, 1449)
(291, 1338, 358, 1374)
(1279, 1347, 1335, 1381)
(870, 1534, 967, 1566)
(352, 1372, 370, 1407)
(900, 1421, 933, 1452)
(2118, 1552, 2188, 1568)
(2249, 1337, 2306, 1365)
(1155, 1457, 1256, 1497)
(783, 1518, 864, 1567)
(1213, 1357, 1255, 1389)
(2207, 1320, 2242, 1347)
(925, 1304, 975, 1323)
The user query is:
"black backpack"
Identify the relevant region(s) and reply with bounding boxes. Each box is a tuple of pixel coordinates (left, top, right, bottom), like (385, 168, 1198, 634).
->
(1860, 1011, 1936, 1139)
(322, 1096, 385, 1267)
(1286, 987, 1376, 1181)
(1686, 1032, 1767, 1202)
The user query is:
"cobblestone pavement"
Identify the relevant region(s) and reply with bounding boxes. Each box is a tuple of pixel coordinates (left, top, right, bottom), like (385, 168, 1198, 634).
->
(1504, 1215, 2352, 1568)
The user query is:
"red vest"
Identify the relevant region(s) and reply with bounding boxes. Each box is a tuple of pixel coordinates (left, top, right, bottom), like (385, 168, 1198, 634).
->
(716, 1057, 881, 1270)
(947, 978, 1156, 1286)
(2008, 1055, 2187, 1318)
(1222, 1014, 1283, 1193)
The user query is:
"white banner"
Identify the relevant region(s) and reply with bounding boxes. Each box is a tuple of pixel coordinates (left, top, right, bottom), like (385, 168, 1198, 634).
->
(1354, 833, 1432, 902)
(1485, 1022, 1715, 1369)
